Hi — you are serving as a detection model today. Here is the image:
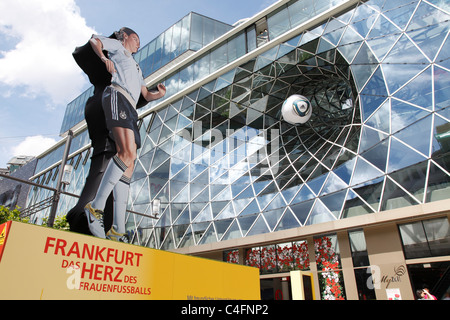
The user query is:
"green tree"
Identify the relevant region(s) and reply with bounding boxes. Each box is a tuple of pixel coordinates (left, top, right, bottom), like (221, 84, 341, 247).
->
(0, 205, 29, 225)
(41, 215, 70, 231)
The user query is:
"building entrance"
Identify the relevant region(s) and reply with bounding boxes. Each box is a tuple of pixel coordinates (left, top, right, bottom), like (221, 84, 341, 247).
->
(260, 272, 315, 300)
(408, 261, 450, 300)
(260, 276, 291, 300)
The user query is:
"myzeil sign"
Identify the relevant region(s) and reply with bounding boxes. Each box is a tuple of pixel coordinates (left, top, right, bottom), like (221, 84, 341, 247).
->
(367, 264, 407, 290)
(0, 221, 260, 300)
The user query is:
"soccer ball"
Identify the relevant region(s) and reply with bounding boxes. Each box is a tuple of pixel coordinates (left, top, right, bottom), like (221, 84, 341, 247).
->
(281, 95, 312, 125)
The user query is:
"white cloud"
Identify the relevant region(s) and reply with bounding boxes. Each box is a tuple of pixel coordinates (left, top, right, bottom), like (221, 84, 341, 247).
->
(12, 135, 58, 158)
(0, 0, 96, 105)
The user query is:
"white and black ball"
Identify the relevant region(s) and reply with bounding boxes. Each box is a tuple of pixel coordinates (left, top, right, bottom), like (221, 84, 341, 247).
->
(281, 95, 312, 125)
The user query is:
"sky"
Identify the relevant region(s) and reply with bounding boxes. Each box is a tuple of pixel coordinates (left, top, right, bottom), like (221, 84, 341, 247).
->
(0, 0, 278, 169)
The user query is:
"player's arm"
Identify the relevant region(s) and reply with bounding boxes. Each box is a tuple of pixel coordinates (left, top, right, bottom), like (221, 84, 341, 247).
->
(89, 37, 116, 74)
(141, 83, 166, 102)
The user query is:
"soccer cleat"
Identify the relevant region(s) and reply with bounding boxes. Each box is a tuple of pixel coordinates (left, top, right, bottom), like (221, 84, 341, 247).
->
(106, 227, 129, 243)
(84, 202, 105, 238)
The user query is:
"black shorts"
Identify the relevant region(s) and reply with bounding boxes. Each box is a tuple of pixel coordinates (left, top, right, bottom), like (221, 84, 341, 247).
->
(102, 86, 141, 149)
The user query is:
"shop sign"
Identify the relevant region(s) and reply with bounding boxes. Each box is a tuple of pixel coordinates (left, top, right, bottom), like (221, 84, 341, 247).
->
(367, 264, 407, 290)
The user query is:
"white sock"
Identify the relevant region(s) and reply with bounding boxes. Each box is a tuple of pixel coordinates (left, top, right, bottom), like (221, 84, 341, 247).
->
(92, 155, 128, 210)
(112, 175, 130, 234)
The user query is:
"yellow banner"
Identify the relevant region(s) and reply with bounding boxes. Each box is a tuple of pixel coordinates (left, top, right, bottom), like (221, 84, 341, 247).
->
(0, 221, 260, 300)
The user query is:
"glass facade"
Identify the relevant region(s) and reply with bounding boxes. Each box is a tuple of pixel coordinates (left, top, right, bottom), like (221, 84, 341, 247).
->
(30, 0, 450, 254)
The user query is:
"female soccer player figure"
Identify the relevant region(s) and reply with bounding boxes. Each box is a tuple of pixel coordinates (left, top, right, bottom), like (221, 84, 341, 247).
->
(86, 27, 166, 241)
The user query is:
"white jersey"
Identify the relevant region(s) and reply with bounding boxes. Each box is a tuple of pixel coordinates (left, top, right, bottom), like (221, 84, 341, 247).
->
(93, 35, 145, 106)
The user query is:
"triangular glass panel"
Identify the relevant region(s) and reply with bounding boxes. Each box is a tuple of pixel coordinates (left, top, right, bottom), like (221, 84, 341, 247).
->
(360, 139, 389, 172)
(239, 199, 261, 217)
(317, 38, 335, 54)
(189, 202, 208, 222)
(252, 179, 271, 196)
(320, 189, 347, 219)
(191, 221, 210, 245)
(155, 208, 171, 228)
(359, 125, 389, 154)
(431, 113, 450, 156)
(264, 193, 287, 212)
(257, 192, 278, 211)
(191, 185, 210, 203)
(175, 114, 192, 133)
(290, 184, 315, 205)
(231, 177, 250, 197)
(246, 215, 269, 237)
(214, 185, 232, 201)
(341, 189, 374, 218)
(388, 138, 425, 174)
(173, 207, 190, 226)
(320, 172, 348, 196)
(394, 67, 433, 110)
(352, 176, 384, 212)
(131, 160, 148, 182)
(366, 34, 400, 61)
(232, 197, 253, 216)
(322, 20, 346, 45)
(237, 214, 258, 236)
(289, 199, 314, 225)
(351, 157, 384, 186)
(380, 177, 419, 211)
(407, 1, 450, 32)
(383, 2, 417, 31)
(150, 148, 170, 173)
(426, 161, 450, 202)
(149, 159, 170, 180)
(407, 21, 449, 62)
(221, 219, 242, 241)
(365, 99, 390, 133)
(393, 115, 432, 156)
(351, 43, 378, 91)
(139, 135, 155, 158)
(172, 183, 189, 203)
(391, 98, 430, 134)
(197, 223, 217, 245)
(434, 66, 450, 111)
(381, 63, 427, 95)
(351, 13, 379, 39)
(337, 41, 363, 64)
(345, 125, 362, 154)
(390, 160, 428, 204)
(134, 178, 150, 206)
(210, 200, 230, 219)
(275, 208, 300, 232)
(305, 199, 335, 226)
(384, 34, 428, 64)
(280, 178, 303, 204)
(214, 78, 232, 94)
(277, 43, 297, 59)
(333, 152, 357, 184)
(160, 228, 175, 251)
(178, 225, 195, 248)
(435, 30, 449, 65)
(263, 207, 286, 231)
(173, 224, 190, 247)
(360, 67, 389, 122)
(306, 172, 328, 195)
(215, 201, 235, 220)
(235, 184, 256, 199)
(169, 180, 188, 200)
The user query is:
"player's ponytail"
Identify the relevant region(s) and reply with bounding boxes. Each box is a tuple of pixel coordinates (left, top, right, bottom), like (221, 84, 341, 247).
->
(114, 27, 139, 42)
